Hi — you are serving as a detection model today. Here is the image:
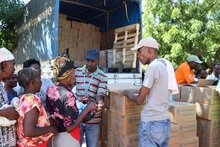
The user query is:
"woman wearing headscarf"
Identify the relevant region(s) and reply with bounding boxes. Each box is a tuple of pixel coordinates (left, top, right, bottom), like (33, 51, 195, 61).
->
(0, 47, 18, 147)
(46, 56, 97, 147)
(16, 67, 57, 147)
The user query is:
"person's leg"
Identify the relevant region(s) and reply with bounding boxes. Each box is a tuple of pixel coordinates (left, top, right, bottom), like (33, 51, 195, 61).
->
(85, 124, 100, 147)
(160, 119, 171, 147)
(80, 123, 86, 146)
(149, 119, 171, 147)
(138, 121, 157, 147)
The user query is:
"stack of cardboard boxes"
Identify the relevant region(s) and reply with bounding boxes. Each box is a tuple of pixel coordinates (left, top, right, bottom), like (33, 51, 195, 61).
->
(102, 84, 142, 147)
(169, 102, 198, 147)
(58, 14, 101, 67)
(195, 86, 220, 147)
(176, 85, 220, 147)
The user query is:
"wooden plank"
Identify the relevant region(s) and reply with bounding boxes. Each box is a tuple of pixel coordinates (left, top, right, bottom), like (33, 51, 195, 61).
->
(114, 44, 134, 49)
(115, 24, 140, 33)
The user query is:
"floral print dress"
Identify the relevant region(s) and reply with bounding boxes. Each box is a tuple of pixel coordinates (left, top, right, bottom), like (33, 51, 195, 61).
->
(16, 93, 53, 146)
(46, 83, 80, 142)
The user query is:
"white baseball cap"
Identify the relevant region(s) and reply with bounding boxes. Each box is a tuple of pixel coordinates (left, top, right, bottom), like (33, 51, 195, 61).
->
(187, 55, 203, 64)
(131, 37, 159, 51)
(0, 47, 15, 63)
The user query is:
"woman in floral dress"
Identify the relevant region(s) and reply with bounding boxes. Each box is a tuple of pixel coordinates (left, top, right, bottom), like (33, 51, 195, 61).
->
(16, 67, 57, 147)
(47, 56, 97, 147)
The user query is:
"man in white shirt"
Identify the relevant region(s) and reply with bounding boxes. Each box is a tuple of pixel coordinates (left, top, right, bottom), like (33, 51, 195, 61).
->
(123, 37, 170, 147)
(206, 63, 220, 85)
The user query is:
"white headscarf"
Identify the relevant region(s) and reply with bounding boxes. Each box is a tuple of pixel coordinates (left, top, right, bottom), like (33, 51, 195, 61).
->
(0, 47, 15, 63)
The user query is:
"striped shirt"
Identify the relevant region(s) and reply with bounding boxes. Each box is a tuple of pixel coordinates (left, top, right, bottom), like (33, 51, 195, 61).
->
(75, 66, 107, 124)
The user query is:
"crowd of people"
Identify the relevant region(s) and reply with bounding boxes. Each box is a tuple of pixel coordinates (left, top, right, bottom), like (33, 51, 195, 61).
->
(0, 37, 220, 147)
(0, 47, 107, 147)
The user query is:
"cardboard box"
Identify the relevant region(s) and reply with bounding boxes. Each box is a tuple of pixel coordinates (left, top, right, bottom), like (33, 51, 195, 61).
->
(195, 87, 220, 104)
(180, 86, 196, 103)
(110, 91, 143, 115)
(197, 118, 220, 135)
(108, 83, 142, 115)
(179, 121, 197, 138)
(111, 112, 140, 136)
(102, 109, 111, 128)
(195, 102, 220, 120)
(170, 123, 180, 138)
(198, 134, 220, 147)
(180, 137, 199, 147)
(169, 102, 196, 123)
(71, 21, 81, 29)
(169, 136, 180, 147)
(113, 133, 138, 147)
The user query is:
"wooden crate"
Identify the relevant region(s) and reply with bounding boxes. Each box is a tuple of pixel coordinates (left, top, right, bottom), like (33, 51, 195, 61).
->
(112, 23, 140, 68)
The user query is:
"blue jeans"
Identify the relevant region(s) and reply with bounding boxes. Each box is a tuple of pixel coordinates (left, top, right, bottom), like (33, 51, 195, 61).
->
(139, 119, 170, 147)
(80, 123, 100, 147)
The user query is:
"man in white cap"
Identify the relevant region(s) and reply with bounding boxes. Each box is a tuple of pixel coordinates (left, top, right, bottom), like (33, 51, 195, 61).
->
(175, 54, 203, 84)
(0, 47, 18, 147)
(123, 37, 171, 147)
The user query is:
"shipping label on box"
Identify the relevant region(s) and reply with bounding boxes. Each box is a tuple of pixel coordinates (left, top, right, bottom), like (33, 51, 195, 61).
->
(197, 118, 220, 135)
(196, 87, 220, 104)
(179, 121, 197, 138)
(111, 112, 140, 136)
(169, 102, 196, 123)
(195, 102, 220, 120)
(180, 86, 196, 103)
(180, 137, 199, 147)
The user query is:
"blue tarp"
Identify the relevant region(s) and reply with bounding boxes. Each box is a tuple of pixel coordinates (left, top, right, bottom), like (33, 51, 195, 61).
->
(59, 0, 141, 31)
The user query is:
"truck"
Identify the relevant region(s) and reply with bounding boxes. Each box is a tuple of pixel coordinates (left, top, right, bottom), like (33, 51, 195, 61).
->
(15, 0, 143, 85)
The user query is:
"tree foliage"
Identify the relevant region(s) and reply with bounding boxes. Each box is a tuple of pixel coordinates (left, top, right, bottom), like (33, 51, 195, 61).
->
(0, 0, 24, 51)
(142, 0, 220, 68)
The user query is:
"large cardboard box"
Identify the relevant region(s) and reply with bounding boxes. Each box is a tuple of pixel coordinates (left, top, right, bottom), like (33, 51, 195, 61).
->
(169, 102, 196, 123)
(169, 136, 180, 147)
(180, 137, 199, 147)
(110, 91, 143, 115)
(198, 134, 220, 147)
(113, 133, 138, 147)
(108, 83, 142, 115)
(170, 123, 180, 138)
(102, 109, 111, 128)
(195, 86, 220, 104)
(195, 102, 220, 120)
(179, 121, 197, 138)
(102, 126, 113, 147)
(197, 118, 220, 135)
(180, 86, 196, 103)
(111, 112, 140, 136)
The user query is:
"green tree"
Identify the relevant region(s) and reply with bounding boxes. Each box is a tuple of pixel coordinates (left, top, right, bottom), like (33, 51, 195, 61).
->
(142, 0, 220, 68)
(0, 0, 24, 51)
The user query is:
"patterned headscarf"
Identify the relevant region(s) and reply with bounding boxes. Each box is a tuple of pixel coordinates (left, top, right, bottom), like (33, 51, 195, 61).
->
(0, 47, 15, 63)
(52, 56, 74, 80)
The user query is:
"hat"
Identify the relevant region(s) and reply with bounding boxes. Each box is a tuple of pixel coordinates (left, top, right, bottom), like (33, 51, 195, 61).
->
(187, 55, 203, 64)
(131, 37, 159, 51)
(0, 47, 15, 63)
(53, 56, 74, 80)
(85, 49, 100, 60)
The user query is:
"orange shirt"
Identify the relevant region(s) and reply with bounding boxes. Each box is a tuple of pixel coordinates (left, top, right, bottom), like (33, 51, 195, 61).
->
(175, 62, 195, 84)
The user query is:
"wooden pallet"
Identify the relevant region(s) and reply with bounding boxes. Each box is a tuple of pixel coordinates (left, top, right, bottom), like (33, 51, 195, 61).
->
(112, 23, 140, 68)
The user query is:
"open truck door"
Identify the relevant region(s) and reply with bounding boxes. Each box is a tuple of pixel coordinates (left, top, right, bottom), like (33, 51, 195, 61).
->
(15, 0, 142, 84)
